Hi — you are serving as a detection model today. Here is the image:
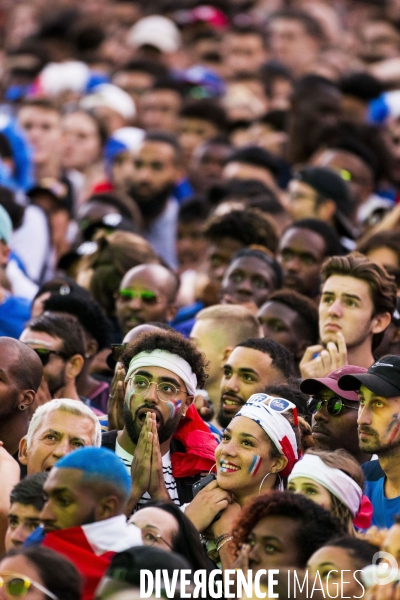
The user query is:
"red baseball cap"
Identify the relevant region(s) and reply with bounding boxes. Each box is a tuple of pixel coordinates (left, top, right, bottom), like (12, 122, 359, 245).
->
(300, 365, 367, 401)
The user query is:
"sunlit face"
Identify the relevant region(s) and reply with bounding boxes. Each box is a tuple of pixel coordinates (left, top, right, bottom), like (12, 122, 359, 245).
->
(216, 416, 284, 500)
(319, 275, 378, 349)
(129, 507, 178, 552)
(358, 384, 400, 454)
(307, 546, 366, 599)
(287, 477, 332, 512)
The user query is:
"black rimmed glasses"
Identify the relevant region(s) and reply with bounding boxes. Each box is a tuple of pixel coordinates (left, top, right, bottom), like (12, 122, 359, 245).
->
(32, 348, 69, 366)
(127, 374, 186, 403)
(307, 395, 358, 416)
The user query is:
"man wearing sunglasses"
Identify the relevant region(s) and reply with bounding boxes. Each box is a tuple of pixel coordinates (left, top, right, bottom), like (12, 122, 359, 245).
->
(115, 263, 178, 337)
(102, 329, 217, 511)
(300, 365, 371, 465)
(338, 356, 400, 528)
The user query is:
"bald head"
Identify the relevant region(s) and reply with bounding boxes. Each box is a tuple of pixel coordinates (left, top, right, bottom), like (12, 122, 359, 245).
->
(0, 337, 43, 391)
(116, 265, 179, 334)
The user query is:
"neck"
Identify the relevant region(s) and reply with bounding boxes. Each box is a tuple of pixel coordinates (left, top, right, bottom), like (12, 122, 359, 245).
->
(353, 448, 372, 465)
(76, 361, 100, 398)
(235, 476, 276, 507)
(54, 380, 80, 401)
(34, 158, 61, 181)
(347, 340, 375, 369)
(0, 412, 29, 455)
(380, 446, 400, 498)
(117, 428, 171, 457)
(205, 379, 222, 425)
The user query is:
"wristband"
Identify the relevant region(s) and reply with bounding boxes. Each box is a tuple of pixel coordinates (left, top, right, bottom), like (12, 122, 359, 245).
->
(215, 533, 230, 546)
(217, 536, 233, 553)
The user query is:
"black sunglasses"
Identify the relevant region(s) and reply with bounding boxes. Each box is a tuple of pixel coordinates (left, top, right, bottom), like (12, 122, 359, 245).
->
(106, 343, 127, 370)
(32, 348, 69, 366)
(307, 395, 358, 416)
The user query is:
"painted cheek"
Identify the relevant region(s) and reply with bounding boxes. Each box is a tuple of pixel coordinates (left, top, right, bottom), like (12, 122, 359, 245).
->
(126, 390, 134, 410)
(165, 401, 175, 419)
(387, 413, 400, 443)
(248, 455, 262, 476)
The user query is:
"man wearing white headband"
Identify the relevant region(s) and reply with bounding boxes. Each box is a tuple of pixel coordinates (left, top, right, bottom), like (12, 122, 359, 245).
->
(102, 329, 217, 511)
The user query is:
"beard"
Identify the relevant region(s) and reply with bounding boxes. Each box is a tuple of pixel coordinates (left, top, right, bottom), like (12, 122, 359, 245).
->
(129, 183, 174, 221)
(217, 407, 233, 429)
(359, 425, 400, 454)
(123, 405, 182, 445)
(45, 365, 67, 397)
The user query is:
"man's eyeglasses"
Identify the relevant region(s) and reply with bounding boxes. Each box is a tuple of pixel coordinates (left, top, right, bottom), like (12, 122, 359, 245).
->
(127, 374, 186, 403)
(0, 573, 58, 600)
(117, 289, 159, 305)
(32, 348, 69, 366)
(307, 395, 358, 416)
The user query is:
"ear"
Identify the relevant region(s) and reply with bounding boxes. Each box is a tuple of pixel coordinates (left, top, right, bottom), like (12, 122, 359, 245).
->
(183, 395, 194, 414)
(166, 303, 178, 322)
(371, 312, 392, 335)
(221, 346, 233, 364)
(19, 436, 28, 466)
(271, 454, 288, 474)
(85, 338, 98, 359)
(65, 354, 85, 380)
(316, 199, 336, 222)
(20, 389, 35, 410)
(96, 495, 120, 521)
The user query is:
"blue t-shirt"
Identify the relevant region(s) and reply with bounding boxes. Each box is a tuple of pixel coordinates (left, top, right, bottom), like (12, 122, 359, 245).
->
(362, 459, 400, 528)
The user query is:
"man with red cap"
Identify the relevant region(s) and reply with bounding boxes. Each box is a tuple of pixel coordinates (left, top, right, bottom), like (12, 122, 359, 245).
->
(300, 365, 371, 465)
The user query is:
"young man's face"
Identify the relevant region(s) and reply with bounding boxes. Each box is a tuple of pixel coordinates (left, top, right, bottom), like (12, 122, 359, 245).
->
(224, 32, 266, 77)
(358, 385, 400, 454)
(319, 275, 379, 349)
(18, 106, 62, 166)
(5, 503, 42, 550)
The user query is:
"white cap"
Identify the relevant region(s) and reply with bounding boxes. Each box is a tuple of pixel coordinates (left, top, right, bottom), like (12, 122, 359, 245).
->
(81, 84, 136, 120)
(37, 61, 90, 95)
(128, 15, 182, 54)
(111, 126, 145, 151)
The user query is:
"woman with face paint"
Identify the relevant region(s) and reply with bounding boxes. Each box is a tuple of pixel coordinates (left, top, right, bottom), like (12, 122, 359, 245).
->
(287, 449, 372, 533)
(185, 393, 299, 568)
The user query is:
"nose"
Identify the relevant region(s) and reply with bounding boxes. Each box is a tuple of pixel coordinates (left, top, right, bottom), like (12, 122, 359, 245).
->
(313, 404, 329, 423)
(143, 381, 159, 405)
(225, 373, 240, 393)
(40, 501, 56, 524)
(236, 277, 253, 294)
(52, 437, 73, 459)
(248, 543, 260, 565)
(357, 404, 371, 427)
(285, 255, 301, 273)
(127, 294, 142, 310)
(328, 299, 343, 317)
(10, 524, 28, 547)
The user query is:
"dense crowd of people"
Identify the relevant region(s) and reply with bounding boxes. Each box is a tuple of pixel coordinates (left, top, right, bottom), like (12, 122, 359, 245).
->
(3, 0, 400, 598)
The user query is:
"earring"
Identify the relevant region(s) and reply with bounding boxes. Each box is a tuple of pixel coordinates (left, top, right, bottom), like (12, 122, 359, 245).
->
(209, 463, 217, 475)
(258, 472, 271, 495)
(19, 404, 26, 411)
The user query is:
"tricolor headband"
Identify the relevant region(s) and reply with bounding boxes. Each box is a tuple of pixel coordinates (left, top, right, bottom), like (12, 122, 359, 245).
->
(288, 454, 362, 517)
(125, 349, 197, 396)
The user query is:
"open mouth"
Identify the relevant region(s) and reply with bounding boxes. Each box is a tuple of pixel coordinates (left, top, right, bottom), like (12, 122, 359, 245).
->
(219, 459, 240, 473)
(137, 407, 161, 424)
(222, 395, 244, 411)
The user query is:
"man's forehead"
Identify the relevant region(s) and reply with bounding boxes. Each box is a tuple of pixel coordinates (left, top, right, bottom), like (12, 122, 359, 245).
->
(228, 346, 272, 367)
(34, 410, 93, 435)
(132, 365, 184, 386)
(20, 329, 61, 348)
(45, 467, 83, 489)
(322, 275, 370, 297)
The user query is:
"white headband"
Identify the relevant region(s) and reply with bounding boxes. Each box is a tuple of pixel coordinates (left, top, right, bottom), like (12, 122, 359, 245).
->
(125, 350, 197, 396)
(288, 454, 362, 517)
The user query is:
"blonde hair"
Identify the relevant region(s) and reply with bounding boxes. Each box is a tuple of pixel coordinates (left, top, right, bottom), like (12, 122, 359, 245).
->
(26, 398, 102, 449)
(195, 304, 261, 342)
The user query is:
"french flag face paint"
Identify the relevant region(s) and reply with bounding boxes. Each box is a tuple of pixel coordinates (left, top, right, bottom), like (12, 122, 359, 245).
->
(248, 454, 262, 476)
(174, 400, 182, 416)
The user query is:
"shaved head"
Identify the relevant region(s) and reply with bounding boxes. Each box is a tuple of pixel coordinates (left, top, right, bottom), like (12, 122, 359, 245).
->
(0, 337, 43, 391)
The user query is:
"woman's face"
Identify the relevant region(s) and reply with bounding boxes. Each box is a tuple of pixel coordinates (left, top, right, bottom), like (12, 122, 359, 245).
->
(287, 477, 333, 512)
(129, 507, 178, 552)
(247, 516, 302, 570)
(0, 555, 47, 600)
(62, 112, 102, 170)
(307, 546, 365, 599)
(215, 416, 283, 499)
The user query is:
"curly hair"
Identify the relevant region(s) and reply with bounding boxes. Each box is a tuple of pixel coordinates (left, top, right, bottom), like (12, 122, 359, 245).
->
(121, 329, 207, 389)
(231, 491, 344, 568)
(267, 290, 319, 345)
(204, 209, 278, 254)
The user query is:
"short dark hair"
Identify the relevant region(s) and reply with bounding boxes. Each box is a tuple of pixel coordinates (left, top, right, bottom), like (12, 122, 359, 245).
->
(284, 218, 344, 257)
(10, 472, 48, 511)
(237, 338, 295, 379)
(267, 289, 319, 344)
(224, 146, 280, 178)
(232, 491, 344, 568)
(19, 97, 61, 114)
(357, 231, 400, 266)
(268, 9, 326, 41)
(114, 58, 169, 79)
(5, 546, 81, 600)
(340, 73, 383, 102)
(27, 313, 86, 358)
(43, 294, 112, 350)
(326, 536, 379, 568)
(178, 196, 211, 223)
(144, 131, 182, 162)
(180, 99, 228, 132)
(121, 329, 207, 389)
(230, 248, 283, 289)
(204, 209, 278, 254)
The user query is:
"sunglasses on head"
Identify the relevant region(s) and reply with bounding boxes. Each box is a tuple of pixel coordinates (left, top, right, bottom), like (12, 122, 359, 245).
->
(267, 397, 299, 426)
(307, 395, 358, 416)
(0, 573, 58, 600)
(32, 348, 69, 366)
(117, 289, 159, 305)
(106, 343, 127, 370)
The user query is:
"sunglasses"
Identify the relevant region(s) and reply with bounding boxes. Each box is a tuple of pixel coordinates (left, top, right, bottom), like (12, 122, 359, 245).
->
(117, 289, 159, 305)
(32, 348, 69, 366)
(106, 343, 127, 370)
(268, 397, 299, 426)
(307, 395, 358, 416)
(0, 573, 58, 600)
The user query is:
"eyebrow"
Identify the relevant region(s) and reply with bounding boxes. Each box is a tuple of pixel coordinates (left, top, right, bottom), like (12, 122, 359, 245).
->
(322, 291, 362, 301)
(134, 370, 181, 388)
(41, 429, 86, 444)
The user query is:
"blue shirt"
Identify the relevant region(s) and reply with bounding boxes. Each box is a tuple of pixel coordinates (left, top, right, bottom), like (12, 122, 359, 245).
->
(0, 294, 31, 338)
(362, 459, 400, 528)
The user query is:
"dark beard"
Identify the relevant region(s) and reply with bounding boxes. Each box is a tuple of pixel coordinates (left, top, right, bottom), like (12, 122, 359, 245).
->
(216, 407, 233, 429)
(46, 365, 66, 397)
(129, 184, 174, 221)
(123, 406, 181, 445)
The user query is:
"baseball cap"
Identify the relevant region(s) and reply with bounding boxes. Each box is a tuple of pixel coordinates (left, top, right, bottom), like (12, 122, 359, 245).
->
(128, 16, 182, 54)
(0, 204, 12, 244)
(81, 84, 136, 120)
(338, 356, 400, 397)
(294, 166, 352, 213)
(106, 546, 191, 586)
(300, 365, 368, 401)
